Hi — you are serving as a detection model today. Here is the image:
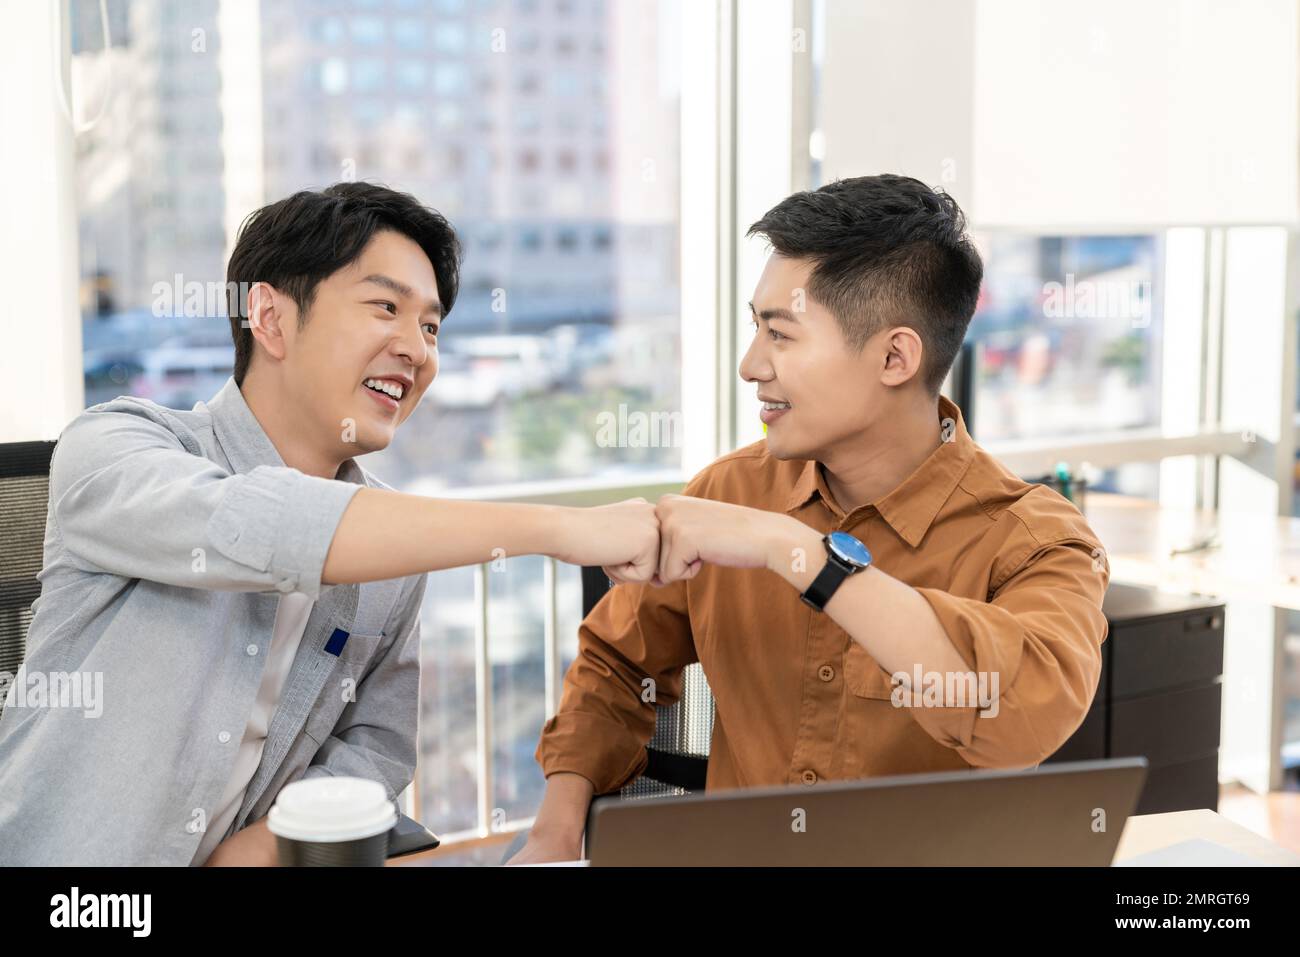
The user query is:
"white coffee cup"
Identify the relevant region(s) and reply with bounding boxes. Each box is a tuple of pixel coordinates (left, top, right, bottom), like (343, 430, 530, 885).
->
(268, 777, 397, 866)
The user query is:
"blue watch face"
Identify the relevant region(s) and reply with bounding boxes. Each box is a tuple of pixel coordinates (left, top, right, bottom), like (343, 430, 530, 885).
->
(827, 531, 872, 568)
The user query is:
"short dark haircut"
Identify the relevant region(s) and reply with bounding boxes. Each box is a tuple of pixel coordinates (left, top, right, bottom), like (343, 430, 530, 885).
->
(747, 174, 983, 397)
(226, 182, 462, 384)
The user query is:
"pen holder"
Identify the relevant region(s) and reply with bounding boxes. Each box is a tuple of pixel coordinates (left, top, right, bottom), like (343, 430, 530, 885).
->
(1025, 474, 1088, 514)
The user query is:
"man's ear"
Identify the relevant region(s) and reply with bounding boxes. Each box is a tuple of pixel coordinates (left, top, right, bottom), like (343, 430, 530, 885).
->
(245, 282, 289, 363)
(880, 326, 924, 388)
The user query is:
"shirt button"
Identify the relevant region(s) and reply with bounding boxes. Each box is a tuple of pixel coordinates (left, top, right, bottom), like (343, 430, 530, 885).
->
(218, 731, 231, 744)
(801, 769, 818, 786)
(818, 664, 835, 682)
(246, 644, 258, 656)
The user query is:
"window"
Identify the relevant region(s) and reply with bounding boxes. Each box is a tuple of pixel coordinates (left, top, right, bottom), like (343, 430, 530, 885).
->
(353, 100, 384, 127)
(318, 58, 348, 95)
(393, 19, 426, 50)
(352, 59, 387, 93)
(514, 108, 540, 133)
(433, 63, 466, 96)
(434, 23, 468, 54)
(434, 102, 462, 130)
(71, 0, 688, 839)
(315, 17, 344, 45)
(517, 227, 543, 251)
(552, 69, 578, 96)
(966, 234, 1163, 443)
(349, 16, 385, 46)
(396, 61, 427, 91)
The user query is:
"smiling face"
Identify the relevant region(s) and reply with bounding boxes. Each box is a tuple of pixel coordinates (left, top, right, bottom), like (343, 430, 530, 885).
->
(273, 229, 442, 457)
(740, 252, 923, 462)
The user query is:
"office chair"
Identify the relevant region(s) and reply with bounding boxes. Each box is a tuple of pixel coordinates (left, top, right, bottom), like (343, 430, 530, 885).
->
(0, 441, 56, 721)
(578, 567, 714, 801)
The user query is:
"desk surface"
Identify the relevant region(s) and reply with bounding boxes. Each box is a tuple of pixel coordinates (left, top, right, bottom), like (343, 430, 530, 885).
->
(1087, 491, 1300, 612)
(1115, 809, 1300, 866)
(390, 809, 1300, 866)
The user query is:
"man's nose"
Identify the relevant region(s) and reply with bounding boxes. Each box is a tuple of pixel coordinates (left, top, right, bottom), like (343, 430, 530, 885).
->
(739, 335, 772, 382)
(393, 318, 429, 368)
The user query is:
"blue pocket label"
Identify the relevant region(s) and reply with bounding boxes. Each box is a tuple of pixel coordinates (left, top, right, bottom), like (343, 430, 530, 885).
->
(324, 628, 350, 657)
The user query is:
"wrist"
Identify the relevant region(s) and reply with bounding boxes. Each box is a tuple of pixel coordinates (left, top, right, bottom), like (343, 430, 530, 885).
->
(530, 816, 584, 847)
(764, 515, 825, 586)
(531, 772, 593, 845)
(526, 504, 568, 558)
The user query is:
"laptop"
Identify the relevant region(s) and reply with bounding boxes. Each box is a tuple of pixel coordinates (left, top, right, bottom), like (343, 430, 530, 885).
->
(587, 757, 1148, 866)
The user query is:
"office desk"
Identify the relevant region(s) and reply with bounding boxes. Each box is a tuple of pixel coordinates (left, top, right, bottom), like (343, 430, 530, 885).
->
(388, 810, 1300, 866)
(1114, 809, 1300, 865)
(1086, 491, 1300, 611)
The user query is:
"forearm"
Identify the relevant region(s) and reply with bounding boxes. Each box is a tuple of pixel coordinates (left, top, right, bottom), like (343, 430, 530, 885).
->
(762, 515, 971, 684)
(203, 817, 278, 867)
(323, 487, 564, 585)
(531, 772, 595, 844)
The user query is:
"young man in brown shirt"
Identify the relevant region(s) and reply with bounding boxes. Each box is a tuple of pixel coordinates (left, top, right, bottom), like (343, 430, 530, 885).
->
(512, 174, 1111, 864)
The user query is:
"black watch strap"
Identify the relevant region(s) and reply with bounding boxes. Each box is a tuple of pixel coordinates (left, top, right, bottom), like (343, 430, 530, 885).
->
(800, 553, 853, 612)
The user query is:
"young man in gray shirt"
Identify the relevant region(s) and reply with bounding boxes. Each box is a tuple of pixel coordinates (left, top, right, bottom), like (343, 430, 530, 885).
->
(0, 183, 659, 865)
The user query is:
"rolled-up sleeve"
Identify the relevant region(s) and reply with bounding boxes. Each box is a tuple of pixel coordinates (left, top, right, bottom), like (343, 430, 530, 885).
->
(50, 406, 361, 599)
(907, 534, 1110, 768)
(536, 576, 698, 796)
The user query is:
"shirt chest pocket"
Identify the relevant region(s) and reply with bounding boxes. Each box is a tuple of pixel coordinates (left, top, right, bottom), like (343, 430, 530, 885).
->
(304, 631, 384, 743)
(842, 640, 898, 700)
(336, 630, 384, 676)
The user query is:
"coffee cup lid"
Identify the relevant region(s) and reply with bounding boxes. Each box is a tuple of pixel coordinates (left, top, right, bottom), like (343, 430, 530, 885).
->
(268, 777, 397, 843)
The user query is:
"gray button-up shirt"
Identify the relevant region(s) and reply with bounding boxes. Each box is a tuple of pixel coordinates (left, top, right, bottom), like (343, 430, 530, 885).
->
(0, 377, 426, 865)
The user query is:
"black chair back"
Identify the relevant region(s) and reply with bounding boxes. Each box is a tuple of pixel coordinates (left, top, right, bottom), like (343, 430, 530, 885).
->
(0, 441, 56, 719)
(579, 568, 712, 797)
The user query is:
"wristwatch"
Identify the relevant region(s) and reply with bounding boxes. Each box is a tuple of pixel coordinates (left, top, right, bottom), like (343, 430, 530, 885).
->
(800, 530, 873, 612)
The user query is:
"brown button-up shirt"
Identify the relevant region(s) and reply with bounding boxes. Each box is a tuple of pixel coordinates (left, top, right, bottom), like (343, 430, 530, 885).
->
(537, 395, 1110, 794)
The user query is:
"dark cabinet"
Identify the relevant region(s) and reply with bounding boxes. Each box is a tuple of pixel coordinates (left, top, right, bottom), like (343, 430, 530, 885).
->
(1042, 583, 1225, 814)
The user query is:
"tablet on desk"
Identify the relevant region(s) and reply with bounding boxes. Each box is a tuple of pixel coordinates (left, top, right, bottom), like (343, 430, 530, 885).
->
(386, 812, 440, 859)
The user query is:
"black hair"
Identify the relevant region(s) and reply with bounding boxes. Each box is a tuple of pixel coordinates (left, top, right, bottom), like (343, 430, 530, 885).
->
(747, 174, 983, 397)
(225, 182, 462, 384)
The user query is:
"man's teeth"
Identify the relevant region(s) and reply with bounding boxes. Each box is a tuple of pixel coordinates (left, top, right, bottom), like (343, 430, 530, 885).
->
(364, 378, 404, 400)
(763, 401, 791, 411)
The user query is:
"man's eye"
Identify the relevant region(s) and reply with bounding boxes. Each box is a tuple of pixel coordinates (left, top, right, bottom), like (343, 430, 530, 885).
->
(769, 328, 786, 341)
(372, 301, 398, 314)
(423, 323, 439, 337)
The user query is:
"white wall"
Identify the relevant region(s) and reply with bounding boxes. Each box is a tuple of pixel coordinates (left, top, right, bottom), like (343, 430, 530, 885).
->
(0, 0, 84, 442)
(973, 0, 1298, 227)
(821, 0, 1300, 228)
(821, 0, 976, 211)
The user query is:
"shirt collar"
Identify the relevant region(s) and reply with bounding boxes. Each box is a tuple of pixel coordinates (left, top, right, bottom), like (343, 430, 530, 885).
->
(783, 394, 976, 548)
(204, 376, 365, 484)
